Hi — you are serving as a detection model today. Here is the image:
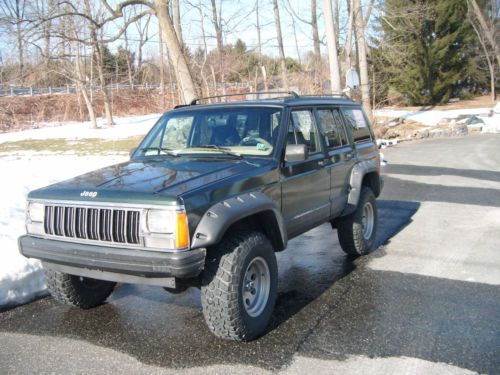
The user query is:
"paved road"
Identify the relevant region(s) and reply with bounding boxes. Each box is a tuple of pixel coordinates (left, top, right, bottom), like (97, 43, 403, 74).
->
(1, 135, 499, 375)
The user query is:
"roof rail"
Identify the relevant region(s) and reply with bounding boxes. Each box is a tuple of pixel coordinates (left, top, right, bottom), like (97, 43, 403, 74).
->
(189, 91, 299, 105)
(298, 92, 351, 99)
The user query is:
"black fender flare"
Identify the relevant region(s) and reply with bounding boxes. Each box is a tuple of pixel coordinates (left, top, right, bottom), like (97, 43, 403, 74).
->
(341, 160, 379, 216)
(190, 192, 287, 251)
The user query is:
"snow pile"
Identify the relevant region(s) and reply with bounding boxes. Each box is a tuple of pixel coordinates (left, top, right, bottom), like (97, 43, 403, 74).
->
(0, 113, 161, 144)
(0, 114, 158, 308)
(374, 107, 492, 126)
(0, 155, 126, 308)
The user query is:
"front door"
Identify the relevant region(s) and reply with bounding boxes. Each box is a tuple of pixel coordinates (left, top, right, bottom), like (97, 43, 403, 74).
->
(281, 109, 331, 237)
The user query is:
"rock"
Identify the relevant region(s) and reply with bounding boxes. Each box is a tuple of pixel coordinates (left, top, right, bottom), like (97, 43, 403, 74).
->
(416, 128, 429, 139)
(451, 122, 468, 136)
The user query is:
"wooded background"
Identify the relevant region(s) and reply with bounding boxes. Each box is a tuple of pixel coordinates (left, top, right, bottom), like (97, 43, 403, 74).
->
(0, 0, 498, 128)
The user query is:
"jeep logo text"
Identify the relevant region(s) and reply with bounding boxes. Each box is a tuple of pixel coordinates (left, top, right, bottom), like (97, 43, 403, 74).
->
(80, 190, 98, 198)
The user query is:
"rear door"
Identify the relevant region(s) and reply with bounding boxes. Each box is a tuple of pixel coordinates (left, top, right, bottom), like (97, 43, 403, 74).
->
(281, 108, 331, 237)
(315, 107, 356, 217)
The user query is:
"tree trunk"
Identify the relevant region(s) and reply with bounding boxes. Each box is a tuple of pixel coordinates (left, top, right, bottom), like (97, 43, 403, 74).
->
(95, 45, 114, 126)
(323, 0, 342, 92)
(210, 0, 225, 90)
(74, 43, 97, 129)
(261, 65, 269, 91)
(16, 21, 23, 82)
(172, 0, 183, 44)
(272, 0, 288, 90)
(291, 17, 302, 66)
(311, 0, 321, 89)
(124, 30, 134, 86)
(311, 0, 321, 63)
(468, 0, 500, 69)
(159, 22, 166, 108)
(344, 0, 354, 69)
(353, 0, 371, 114)
(468, 10, 496, 102)
(155, 0, 197, 103)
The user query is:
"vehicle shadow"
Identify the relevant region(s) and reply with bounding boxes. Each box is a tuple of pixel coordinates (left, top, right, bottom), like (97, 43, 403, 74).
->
(0, 200, 420, 371)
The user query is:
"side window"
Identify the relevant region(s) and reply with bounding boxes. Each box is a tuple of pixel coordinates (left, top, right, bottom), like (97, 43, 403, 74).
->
(316, 109, 348, 149)
(342, 108, 371, 143)
(287, 110, 320, 155)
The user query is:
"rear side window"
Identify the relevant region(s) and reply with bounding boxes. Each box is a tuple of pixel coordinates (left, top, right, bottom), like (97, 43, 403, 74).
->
(342, 108, 371, 143)
(316, 109, 348, 149)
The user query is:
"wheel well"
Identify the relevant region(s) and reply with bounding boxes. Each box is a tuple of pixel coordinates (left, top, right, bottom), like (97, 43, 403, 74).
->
(362, 172, 381, 197)
(225, 211, 286, 252)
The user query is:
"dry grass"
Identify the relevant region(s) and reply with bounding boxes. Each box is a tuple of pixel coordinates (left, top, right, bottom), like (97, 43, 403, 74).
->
(0, 89, 175, 132)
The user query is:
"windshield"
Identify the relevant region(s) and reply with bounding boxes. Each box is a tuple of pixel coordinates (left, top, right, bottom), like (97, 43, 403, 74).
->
(136, 107, 282, 158)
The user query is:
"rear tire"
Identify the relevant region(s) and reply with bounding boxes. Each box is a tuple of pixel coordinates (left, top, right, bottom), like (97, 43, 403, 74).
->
(337, 187, 378, 256)
(44, 268, 116, 309)
(201, 231, 277, 341)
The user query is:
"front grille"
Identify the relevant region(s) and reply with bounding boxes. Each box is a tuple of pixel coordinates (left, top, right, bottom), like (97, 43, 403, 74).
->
(44, 205, 141, 245)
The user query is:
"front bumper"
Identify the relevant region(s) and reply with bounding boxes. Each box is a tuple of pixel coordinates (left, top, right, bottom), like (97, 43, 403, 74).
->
(18, 235, 205, 280)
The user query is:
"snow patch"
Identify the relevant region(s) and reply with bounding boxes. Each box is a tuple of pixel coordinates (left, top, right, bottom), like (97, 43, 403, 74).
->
(0, 155, 126, 308)
(374, 107, 492, 126)
(0, 113, 161, 144)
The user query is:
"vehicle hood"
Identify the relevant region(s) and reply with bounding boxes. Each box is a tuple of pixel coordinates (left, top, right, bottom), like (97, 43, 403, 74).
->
(28, 157, 272, 204)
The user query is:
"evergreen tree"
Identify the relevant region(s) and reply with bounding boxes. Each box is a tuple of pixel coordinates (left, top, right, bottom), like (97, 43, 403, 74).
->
(374, 0, 484, 105)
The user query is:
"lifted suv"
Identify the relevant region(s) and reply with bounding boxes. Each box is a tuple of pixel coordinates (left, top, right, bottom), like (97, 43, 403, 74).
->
(19, 92, 382, 341)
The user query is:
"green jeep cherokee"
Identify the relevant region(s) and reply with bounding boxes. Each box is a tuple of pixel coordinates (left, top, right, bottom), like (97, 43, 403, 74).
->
(19, 92, 382, 341)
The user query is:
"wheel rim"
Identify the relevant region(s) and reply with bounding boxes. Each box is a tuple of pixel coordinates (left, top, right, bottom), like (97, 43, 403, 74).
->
(242, 256, 270, 317)
(361, 201, 374, 240)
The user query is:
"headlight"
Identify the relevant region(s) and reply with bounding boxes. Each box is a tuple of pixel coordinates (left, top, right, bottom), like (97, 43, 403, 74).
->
(145, 208, 190, 250)
(146, 209, 176, 233)
(28, 202, 44, 222)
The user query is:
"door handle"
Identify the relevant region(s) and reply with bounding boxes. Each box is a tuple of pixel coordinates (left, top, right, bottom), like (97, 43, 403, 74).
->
(345, 153, 353, 161)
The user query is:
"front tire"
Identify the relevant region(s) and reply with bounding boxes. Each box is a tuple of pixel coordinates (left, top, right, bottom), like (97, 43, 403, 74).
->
(44, 268, 116, 309)
(201, 231, 278, 341)
(337, 186, 378, 256)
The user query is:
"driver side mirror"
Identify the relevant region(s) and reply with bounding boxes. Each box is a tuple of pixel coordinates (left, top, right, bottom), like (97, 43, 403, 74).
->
(285, 144, 308, 162)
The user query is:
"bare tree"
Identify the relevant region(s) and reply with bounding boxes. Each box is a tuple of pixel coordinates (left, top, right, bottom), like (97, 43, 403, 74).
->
(210, 0, 225, 93)
(467, 0, 498, 101)
(353, 0, 371, 114)
(323, 0, 341, 92)
(273, 0, 288, 90)
(467, 0, 499, 69)
(286, 0, 321, 87)
(344, 0, 354, 69)
(255, 0, 268, 91)
(0, 0, 27, 82)
(155, 0, 196, 102)
(171, 0, 182, 44)
(84, 0, 114, 126)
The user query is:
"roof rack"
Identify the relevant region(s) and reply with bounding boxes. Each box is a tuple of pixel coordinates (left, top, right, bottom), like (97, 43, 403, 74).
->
(189, 91, 299, 105)
(298, 92, 351, 99)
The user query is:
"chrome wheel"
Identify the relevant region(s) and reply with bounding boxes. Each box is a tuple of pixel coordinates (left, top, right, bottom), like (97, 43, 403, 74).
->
(242, 256, 270, 317)
(361, 201, 374, 240)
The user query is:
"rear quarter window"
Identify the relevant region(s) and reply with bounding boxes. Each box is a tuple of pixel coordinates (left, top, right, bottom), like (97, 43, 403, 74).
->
(342, 108, 372, 143)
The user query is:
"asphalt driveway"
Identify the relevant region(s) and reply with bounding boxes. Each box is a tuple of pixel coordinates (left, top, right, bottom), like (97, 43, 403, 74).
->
(1, 134, 499, 375)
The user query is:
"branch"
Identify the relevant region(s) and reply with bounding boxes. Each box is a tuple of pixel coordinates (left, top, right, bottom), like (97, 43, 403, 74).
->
(285, 0, 312, 25)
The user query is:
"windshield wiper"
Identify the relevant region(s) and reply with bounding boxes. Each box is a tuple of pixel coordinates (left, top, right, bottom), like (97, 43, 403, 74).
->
(189, 144, 242, 159)
(140, 147, 180, 157)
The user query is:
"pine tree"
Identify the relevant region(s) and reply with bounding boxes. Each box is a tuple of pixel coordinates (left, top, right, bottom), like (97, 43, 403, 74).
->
(374, 0, 484, 105)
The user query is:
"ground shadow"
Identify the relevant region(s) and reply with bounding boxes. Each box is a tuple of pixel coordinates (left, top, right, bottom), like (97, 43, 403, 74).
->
(385, 163, 500, 183)
(298, 268, 500, 374)
(0, 199, 419, 371)
(382, 175, 500, 207)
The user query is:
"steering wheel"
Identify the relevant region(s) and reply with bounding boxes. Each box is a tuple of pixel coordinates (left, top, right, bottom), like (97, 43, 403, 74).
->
(239, 136, 272, 148)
